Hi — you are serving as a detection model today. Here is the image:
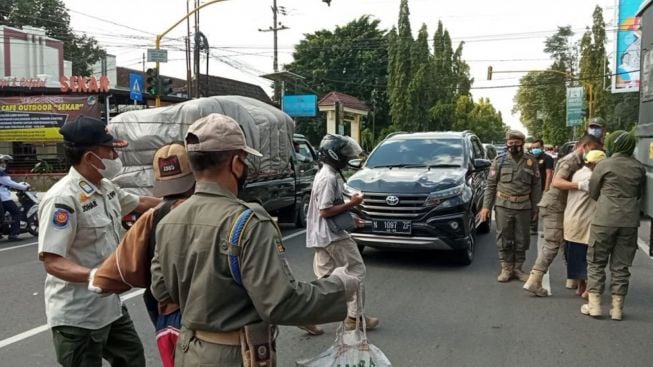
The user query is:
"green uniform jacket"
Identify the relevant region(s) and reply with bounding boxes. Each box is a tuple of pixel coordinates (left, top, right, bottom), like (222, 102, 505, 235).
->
(483, 152, 542, 210)
(150, 182, 347, 332)
(589, 153, 645, 228)
(538, 151, 584, 212)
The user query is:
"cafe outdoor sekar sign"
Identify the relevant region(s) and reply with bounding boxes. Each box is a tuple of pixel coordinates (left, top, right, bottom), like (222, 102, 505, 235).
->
(0, 95, 101, 142)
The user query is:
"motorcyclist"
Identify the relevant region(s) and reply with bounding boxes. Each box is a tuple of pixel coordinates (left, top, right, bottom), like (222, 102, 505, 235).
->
(0, 155, 30, 241)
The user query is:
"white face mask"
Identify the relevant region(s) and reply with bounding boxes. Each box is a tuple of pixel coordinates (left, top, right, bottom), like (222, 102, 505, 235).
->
(90, 152, 123, 179)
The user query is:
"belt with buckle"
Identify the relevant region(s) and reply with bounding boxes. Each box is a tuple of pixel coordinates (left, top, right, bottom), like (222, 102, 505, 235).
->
(497, 191, 530, 203)
(195, 329, 242, 346)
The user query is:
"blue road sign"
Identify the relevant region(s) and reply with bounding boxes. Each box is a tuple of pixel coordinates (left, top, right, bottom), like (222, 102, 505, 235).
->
(283, 94, 318, 117)
(129, 73, 143, 102)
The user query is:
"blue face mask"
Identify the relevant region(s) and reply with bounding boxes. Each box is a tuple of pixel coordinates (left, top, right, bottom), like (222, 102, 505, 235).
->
(531, 148, 543, 156)
(588, 127, 603, 138)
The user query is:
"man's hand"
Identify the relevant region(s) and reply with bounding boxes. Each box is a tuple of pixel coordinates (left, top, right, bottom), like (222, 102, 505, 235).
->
(479, 208, 491, 222)
(354, 218, 365, 228)
(578, 180, 590, 192)
(350, 192, 364, 206)
(532, 209, 539, 222)
(330, 267, 360, 302)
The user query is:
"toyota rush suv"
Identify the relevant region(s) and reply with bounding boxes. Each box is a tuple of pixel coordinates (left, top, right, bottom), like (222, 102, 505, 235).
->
(344, 131, 491, 265)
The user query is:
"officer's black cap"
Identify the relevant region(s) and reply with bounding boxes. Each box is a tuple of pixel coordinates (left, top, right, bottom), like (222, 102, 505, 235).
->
(59, 116, 128, 148)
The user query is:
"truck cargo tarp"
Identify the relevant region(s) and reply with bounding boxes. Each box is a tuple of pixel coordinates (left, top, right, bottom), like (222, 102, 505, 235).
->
(108, 96, 294, 195)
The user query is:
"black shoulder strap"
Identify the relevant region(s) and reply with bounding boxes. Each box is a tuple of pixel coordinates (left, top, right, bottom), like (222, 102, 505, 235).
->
(147, 199, 176, 262)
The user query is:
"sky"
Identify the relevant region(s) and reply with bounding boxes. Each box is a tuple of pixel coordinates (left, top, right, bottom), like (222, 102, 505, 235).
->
(62, 0, 621, 134)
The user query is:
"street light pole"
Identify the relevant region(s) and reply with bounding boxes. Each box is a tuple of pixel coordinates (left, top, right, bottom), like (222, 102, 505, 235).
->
(154, 0, 228, 107)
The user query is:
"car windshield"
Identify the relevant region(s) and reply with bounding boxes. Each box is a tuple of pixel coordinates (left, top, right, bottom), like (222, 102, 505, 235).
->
(366, 138, 465, 168)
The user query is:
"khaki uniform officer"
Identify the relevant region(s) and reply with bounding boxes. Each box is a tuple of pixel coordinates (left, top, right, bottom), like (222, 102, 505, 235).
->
(582, 130, 645, 320)
(481, 130, 541, 282)
(38, 116, 161, 367)
(523, 134, 602, 297)
(150, 114, 359, 367)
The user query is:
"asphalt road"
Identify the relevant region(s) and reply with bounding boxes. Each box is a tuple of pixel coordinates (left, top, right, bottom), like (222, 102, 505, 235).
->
(1, 225, 653, 367)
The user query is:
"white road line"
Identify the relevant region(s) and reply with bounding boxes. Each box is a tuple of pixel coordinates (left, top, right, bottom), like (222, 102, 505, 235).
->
(0, 230, 307, 349)
(0, 241, 37, 253)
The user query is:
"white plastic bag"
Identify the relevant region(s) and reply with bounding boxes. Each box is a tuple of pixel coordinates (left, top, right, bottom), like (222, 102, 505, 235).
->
(296, 292, 391, 367)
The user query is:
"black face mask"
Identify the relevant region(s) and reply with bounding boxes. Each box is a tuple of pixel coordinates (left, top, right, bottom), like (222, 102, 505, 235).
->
(232, 157, 248, 192)
(507, 145, 523, 154)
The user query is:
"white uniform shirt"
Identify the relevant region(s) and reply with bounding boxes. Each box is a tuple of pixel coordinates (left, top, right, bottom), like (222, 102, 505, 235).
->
(563, 167, 595, 244)
(306, 165, 350, 248)
(0, 172, 29, 202)
(37, 167, 139, 329)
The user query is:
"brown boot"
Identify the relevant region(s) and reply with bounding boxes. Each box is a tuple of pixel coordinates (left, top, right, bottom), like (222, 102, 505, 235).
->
(497, 262, 513, 282)
(523, 270, 548, 296)
(580, 292, 602, 317)
(513, 263, 530, 282)
(345, 316, 380, 331)
(609, 295, 624, 321)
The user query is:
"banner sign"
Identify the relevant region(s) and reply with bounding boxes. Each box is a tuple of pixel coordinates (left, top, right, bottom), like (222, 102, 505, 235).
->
(0, 95, 101, 142)
(566, 87, 585, 127)
(613, 0, 644, 93)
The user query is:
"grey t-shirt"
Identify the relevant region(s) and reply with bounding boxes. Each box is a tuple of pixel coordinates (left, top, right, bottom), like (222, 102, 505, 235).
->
(306, 165, 350, 248)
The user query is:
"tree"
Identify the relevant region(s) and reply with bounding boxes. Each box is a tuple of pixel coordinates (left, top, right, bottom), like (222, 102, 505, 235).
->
(285, 16, 390, 144)
(2, 0, 105, 75)
(406, 24, 432, 131)
(579, 6, 612, 121)
(453, 96, 507, 143)
(387, 0, 414, 129)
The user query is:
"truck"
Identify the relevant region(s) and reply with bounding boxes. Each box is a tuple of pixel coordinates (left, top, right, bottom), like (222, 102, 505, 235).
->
(635, 0, 653, 256)
(109, 96, 318, 227)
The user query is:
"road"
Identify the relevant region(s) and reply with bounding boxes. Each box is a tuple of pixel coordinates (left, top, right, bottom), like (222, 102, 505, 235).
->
(1, 224, 653, 366)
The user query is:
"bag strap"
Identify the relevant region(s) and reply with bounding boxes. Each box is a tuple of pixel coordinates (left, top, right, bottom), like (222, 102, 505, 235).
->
(228, 208, 255, 286)
(147, 199, 176, 262)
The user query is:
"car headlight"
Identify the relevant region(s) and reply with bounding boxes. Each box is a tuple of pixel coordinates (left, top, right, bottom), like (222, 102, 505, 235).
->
(343, 183, 361, 196)
(424, 184, 471, 208)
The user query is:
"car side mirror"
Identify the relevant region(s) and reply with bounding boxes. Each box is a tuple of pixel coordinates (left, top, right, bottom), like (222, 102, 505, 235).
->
(348, 158, 363, 169)
(473, 159, 491, 170)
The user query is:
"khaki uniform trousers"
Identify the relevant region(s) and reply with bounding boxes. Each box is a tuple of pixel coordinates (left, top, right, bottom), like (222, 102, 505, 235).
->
(533, 206, 564, 272)
(495, 207, 531, 264)
(175, 328, 242, 367)
(587, 225, 638, 296)
(313, 237, 366, 318)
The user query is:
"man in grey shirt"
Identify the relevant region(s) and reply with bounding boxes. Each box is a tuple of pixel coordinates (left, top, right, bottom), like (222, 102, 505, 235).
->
(303, 134, 380, 334)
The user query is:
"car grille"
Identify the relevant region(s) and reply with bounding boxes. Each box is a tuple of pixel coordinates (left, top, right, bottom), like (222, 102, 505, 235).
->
(347, 192, 429, 220)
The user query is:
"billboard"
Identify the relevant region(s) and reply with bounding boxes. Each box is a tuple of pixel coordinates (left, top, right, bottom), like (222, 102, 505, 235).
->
(613, 0, 644, 93)
(283, 94, 318, 117)
(566, 87, 585, 127)
(0, 95, 101, 142)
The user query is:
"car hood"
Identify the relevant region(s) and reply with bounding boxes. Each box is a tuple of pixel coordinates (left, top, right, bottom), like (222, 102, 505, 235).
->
(347, 167, 467, 194)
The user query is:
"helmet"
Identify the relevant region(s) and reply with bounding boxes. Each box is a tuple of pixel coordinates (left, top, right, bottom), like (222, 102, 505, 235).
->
(604, 130, 636, 157)
(317, 134, 363, 169)
(588, 117, 606, 128)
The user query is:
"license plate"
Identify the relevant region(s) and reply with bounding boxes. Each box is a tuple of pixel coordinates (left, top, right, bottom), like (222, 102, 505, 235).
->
(372, 220, 412, 234)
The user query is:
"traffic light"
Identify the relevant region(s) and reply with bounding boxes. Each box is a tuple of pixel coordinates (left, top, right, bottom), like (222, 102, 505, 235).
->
(160, 78, 173, 96)
(487, 66, 493, 81)
(146, 68, 159, 96)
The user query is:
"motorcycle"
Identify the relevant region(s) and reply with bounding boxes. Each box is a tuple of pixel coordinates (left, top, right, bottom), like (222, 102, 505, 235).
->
(0, 190, 40, 237)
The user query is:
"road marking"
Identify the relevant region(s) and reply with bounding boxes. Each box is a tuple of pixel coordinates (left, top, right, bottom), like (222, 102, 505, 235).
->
(0, 241, 37, 253)
(0, 230, 307, 349)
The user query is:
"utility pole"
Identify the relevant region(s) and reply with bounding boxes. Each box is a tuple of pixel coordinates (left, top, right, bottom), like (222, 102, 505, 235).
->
(186, 0, 192, 98)
(259, 0, 288, 103)
(193, 0, 201, 98)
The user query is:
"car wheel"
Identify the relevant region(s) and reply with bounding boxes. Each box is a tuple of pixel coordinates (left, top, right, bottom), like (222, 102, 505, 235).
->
(456, 232, 475, 266)
(295, 194, 310, 228)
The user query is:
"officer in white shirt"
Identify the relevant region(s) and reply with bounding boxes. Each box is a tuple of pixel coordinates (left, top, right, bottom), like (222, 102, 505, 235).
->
(0, 154, 30, 241)
(37, 116, 160, 367)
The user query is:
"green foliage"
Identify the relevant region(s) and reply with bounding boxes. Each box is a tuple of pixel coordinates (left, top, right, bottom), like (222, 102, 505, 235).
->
(285, 15, 390, 138)
(2, 0, 106, 75)
(453, 96, 507, 143)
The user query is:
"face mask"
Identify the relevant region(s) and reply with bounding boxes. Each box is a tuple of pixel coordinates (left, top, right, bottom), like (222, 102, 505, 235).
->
(89, 152, 123, 179)
(531, 148, 543, 156)
(0, 164, 6, 172)
(507, 144, 523, 154)
(588, 128, 603, 138)
(232, 156, 249, 192)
